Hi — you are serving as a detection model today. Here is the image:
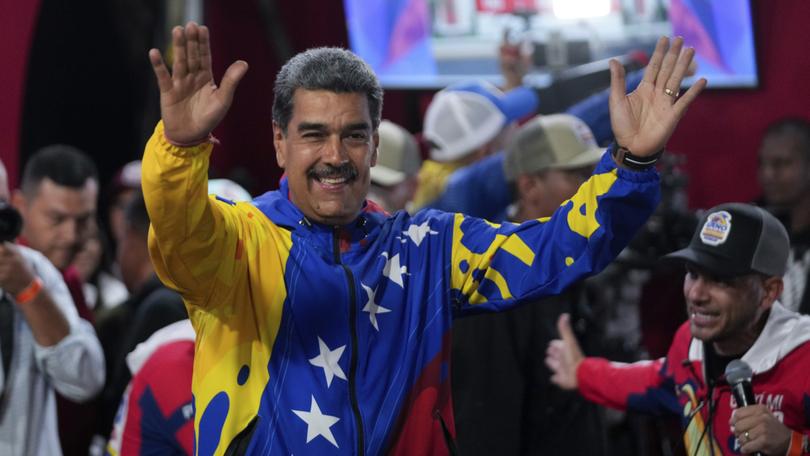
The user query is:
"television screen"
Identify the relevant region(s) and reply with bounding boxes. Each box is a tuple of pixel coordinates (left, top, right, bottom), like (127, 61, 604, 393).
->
(344, 0, 758, 89)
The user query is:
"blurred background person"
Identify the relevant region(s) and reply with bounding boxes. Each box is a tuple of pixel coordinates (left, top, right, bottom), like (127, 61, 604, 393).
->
(422, 68, 645, 221)
(11, 144, 102, 454)
(101, 178, 251, 454)
(367, 120, 422, 213)
(757, 117, 810, 314)
(95, 178, 251, 448)
(410, 34, 539, 211)
(0, 158, 104, 456)
(411, 81, 537, 211)
(105, 319, 195, 456)
(105, 160, 142, 249)
(452, 114, 607, 455)
(71, 226, 128, 317)
(95, 190, 186, 442)
(12, 145, 99, 321)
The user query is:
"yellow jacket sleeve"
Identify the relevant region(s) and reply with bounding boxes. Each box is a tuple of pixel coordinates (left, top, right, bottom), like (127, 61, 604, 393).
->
(142, 122, 255, 308)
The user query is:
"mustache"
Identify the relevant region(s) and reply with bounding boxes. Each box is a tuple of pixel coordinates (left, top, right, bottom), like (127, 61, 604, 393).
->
(307, 162, 358, 181)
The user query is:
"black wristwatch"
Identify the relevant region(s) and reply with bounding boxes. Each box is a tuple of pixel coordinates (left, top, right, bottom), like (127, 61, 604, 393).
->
(611, 143, 664, 170)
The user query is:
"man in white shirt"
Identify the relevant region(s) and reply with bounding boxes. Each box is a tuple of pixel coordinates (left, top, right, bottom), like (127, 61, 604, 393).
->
(0, 160, 105, 456)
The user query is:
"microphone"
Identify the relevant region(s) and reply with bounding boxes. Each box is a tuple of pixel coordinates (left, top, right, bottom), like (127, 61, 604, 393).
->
(725, 359, 762, 456)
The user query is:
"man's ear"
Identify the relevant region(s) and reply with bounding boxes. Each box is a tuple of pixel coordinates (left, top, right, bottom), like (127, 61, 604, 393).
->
(273, 121, 287, 169)
(760, 276, 784, 310)
(11, 189, 27, 216)
(515, 173, 537, 197)
(370, 130, 379, 167)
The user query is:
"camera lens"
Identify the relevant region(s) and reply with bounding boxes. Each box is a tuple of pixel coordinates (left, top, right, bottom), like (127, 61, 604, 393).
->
(0, 201, 22, 243)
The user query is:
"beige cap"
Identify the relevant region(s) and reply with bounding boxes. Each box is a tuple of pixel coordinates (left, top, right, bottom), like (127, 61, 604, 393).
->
(371, 120, 422, 187)
(503, 114, 604, 181)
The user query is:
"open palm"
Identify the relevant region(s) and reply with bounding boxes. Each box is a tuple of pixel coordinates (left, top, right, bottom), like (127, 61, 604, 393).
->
(148, 22, 248, 145)
(609, 37, 707, 157)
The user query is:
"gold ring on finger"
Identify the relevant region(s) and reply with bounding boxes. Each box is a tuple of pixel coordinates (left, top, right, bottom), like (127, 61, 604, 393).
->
(664, 87, 678, 98)
(743, 430, 750, 442)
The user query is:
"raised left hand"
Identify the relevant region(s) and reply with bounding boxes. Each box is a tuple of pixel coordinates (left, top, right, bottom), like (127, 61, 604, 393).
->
(609, 36, 707, 157)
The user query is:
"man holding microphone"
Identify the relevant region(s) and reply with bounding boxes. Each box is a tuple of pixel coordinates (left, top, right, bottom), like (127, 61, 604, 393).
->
(547, 203, 810, 455)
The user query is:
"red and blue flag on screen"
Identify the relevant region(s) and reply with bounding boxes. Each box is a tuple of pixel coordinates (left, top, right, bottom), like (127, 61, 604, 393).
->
(344, 0, 437, 78)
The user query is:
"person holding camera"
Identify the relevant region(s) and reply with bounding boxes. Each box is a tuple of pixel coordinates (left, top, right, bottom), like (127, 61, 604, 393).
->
(0, 160, 105, 456)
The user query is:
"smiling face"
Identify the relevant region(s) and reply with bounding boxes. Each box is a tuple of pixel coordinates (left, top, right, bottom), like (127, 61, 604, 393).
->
(274, 89, 378, 226)
(683, 265, 781, 355)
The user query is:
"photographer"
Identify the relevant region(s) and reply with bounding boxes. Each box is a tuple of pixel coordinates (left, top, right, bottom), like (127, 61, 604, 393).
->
(0, 160, 104, 456)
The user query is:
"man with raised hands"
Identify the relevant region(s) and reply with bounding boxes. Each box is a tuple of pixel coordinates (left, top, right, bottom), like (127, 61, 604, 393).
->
(546, 203, 810, 455)
(142, 22, 703, 455)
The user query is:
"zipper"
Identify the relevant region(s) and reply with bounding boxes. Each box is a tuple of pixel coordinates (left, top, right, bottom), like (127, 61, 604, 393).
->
(334, 227, 365, 456)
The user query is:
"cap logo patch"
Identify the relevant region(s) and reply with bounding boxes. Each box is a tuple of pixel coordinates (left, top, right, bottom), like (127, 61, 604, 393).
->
(572, 119, 597, 147)
(700, 211, 732, 246)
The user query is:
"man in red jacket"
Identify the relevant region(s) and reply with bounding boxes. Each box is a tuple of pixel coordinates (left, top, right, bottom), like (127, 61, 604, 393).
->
(546, 202, 810, 455)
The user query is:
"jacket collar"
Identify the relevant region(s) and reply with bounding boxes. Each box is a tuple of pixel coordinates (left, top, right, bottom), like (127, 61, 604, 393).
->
(688, 301, 810, 374)
(252, 177, 389, 252)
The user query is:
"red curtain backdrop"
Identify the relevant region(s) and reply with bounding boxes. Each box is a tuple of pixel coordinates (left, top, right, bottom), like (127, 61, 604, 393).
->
(0, 0, 41, 190)
(667, 0, 810, 208)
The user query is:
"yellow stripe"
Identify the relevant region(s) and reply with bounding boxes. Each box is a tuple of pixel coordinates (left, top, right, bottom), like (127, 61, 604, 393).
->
(564, 170, 618, 239)
(450, 214, 517, 305)
(500, 235, 535, 267)
(467, 267, 513, 305)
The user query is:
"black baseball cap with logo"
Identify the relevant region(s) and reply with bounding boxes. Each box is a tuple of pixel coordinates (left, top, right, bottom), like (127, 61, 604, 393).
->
(663, 203, 790, 278)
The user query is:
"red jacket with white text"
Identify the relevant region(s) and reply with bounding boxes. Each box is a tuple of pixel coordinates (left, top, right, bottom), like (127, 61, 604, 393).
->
(577, 302, 810, 455)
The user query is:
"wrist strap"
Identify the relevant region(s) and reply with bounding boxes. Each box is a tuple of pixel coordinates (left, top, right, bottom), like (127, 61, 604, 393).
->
(786, 431, 808, 456)
(15, 277, 43, 304)
(611, 143, 664, 170)
(164, 132, 220, 148)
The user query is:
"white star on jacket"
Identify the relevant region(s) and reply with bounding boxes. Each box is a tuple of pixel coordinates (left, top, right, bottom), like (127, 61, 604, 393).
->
(309, 337, 347, 387)
(362, 284, 391, 331)
(381, 252, 407, 288)
(292, 396, 341, 448)
(402, 221, 438, 247)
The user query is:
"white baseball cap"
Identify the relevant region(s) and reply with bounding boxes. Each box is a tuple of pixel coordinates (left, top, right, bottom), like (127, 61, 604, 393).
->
(423, 90, 507, 162)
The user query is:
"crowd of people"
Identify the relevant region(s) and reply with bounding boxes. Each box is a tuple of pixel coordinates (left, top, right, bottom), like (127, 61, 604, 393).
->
(1, 20, 810, 456)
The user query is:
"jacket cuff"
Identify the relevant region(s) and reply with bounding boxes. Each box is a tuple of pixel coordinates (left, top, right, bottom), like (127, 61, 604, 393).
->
(154, 121, 216, 158)
(596, 143, 660, 183)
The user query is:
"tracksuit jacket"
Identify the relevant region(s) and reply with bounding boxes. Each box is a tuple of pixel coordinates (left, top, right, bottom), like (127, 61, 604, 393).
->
(106, 320, 196, 456)
(578, 302, 810, 455)
(142, 121, 659, 455)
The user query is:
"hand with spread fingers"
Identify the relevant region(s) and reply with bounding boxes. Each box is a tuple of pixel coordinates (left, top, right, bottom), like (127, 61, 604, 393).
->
(609, 36, 707, 158)
(148, 22, 249, 145)
(731, 405, 792, 455)
(499, 29, 532, 91)
(545, 313, 585, 390)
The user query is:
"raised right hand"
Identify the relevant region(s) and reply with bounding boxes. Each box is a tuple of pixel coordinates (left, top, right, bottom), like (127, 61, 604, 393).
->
(499, 29, 532, 91)
(545, 313, 585, 390)
(149, 22, 249, 145)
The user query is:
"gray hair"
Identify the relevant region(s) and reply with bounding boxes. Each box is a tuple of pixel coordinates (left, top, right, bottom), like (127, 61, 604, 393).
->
(272, 47, 383, 134)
